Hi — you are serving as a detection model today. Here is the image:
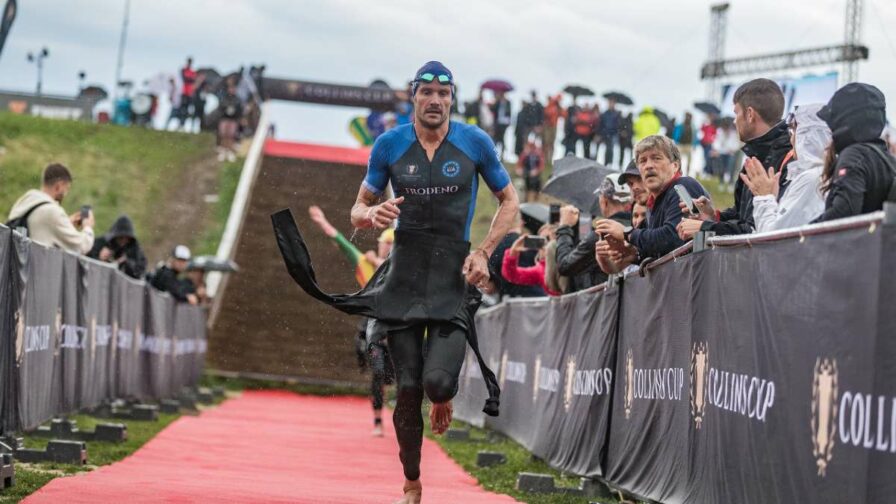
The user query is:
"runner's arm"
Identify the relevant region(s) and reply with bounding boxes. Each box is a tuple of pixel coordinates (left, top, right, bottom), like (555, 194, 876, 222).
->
(476, 184, 519, 257)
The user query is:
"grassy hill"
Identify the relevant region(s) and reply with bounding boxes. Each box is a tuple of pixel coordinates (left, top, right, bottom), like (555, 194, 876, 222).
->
(0, 113, 239, 263)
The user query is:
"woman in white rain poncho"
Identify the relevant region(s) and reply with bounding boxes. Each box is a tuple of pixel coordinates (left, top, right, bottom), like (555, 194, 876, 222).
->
(743, 103, 832, 232)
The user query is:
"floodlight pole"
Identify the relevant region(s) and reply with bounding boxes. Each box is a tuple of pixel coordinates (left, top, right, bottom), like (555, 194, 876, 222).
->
(27, 47, 49, 96)
(114, 0, 131, 100)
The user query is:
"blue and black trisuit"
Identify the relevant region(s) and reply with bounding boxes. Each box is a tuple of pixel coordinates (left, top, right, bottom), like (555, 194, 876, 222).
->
(360, 121, 509, 480)
(272, 120, 510, 482)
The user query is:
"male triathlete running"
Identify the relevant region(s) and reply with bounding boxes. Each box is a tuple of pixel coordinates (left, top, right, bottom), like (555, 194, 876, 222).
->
(350, 61, 519, 503)
(307, 205, 394, 437)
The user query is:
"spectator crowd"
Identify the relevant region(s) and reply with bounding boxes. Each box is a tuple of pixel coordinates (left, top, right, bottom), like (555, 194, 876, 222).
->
(6, 77, 896, 308)
(6, 163, 216, 307)
(484, 79, 896, 300)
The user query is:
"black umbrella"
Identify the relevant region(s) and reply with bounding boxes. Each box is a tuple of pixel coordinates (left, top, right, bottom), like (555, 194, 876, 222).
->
(563, 84, 594, 98)
(694, 101, 721, 115)
(653, 108, 671, 128)
(543, 162, 616, 216)
(602, 91, 633, 105)
(519, 203, 549, 231)
(551, 154, 598, 178)
(188, 256, 239, 273)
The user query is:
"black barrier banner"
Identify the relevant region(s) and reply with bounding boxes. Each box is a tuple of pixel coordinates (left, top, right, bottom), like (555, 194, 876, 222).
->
(83, 260, 114, 409)
(17, 243, 63, 430)
(533, 288, 619, 478)
(141, 288, 174, 399)
(461, 221, 896, 504)
(1, 226, 206, 433)
(456, 287, 619, 478)
(604, 257, 696, 502)
(681, 225, 888, 504)
(0, 227, 20, 433)
(113, 275, 144, 399)
(55, 251, 85, 414)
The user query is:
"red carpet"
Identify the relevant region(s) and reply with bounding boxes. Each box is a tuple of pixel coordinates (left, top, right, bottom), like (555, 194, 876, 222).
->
(25, 390, 519, 503)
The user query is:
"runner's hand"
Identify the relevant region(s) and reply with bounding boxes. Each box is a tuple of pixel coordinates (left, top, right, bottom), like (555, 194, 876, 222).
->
(463, 249, 489, 288)
(368, 197, 404, 229)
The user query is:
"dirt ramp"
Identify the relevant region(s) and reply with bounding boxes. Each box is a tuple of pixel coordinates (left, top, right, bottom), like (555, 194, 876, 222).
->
(209, 149, 378, 384)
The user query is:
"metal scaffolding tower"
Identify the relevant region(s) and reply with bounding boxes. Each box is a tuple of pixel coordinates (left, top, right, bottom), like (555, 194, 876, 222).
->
(843, 0, 864, 82)
(700, 1, 868, 100)
(705, 3, 730, 103)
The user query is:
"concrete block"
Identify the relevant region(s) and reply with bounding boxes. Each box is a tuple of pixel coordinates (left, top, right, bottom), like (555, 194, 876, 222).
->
(160, 399, 181, 414)
(515, 472, 556, 493)
(445, 429, 470, 441)
(475, 451, 506, 468)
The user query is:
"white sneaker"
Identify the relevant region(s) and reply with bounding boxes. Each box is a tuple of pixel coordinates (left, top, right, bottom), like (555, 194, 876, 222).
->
(372, 424, 384, 437)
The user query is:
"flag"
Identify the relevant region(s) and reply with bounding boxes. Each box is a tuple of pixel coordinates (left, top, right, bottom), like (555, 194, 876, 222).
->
(0, 0, 17, 61)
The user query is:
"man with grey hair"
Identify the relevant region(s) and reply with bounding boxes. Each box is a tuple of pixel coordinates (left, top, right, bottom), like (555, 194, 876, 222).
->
(595, 135, 708, 261)
(556, 174, 632, 291)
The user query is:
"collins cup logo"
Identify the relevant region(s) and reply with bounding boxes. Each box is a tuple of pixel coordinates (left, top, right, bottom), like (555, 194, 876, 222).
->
(442, 160, 461, 177)
(812, 357, 838, 477)
(691, 342, 710, 429)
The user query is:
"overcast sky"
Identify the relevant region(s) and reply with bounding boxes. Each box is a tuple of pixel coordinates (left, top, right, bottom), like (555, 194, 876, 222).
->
(1, 0, 895, 146)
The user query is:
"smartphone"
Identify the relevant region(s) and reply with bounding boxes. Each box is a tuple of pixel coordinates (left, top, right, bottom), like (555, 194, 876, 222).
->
(674, 185, 698, 216)
(549, 204, 560, 225)
(523, 235, 547, 249)
(80, 205, 92, 220)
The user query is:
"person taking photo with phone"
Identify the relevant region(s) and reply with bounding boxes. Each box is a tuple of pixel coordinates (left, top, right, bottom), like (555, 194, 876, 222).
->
(501, 224, 561, 296)
(6, 163, 94, 254)
(594, 135, 707, 262)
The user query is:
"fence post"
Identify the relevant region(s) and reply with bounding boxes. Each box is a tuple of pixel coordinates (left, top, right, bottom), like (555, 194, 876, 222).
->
(883, 202, 896, 227)
(693, 231, 715, 253)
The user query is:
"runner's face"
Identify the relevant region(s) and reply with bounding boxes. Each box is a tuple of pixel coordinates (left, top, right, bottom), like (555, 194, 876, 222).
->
(414, 81, 452, 129)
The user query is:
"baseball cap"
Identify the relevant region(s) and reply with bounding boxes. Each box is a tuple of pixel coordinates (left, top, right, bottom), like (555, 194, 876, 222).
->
(378, 228, 395, 244)
(596, 174, 632, 204)
(411, 61, 455, 96)
(617, 159, 641, 186)
(172, 245, 191, 261)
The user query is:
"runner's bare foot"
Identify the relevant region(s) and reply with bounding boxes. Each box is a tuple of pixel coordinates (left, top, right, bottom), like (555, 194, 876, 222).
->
(392, 479, 422, 504)
(429, 401, 453, 435)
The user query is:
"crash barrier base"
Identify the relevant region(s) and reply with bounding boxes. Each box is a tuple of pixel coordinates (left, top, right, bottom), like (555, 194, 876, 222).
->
(455, 210, 896, 504)
(9, 438, 87, 465)
(515, 472, 614, 498)
(0, 453, 12, 488)
(475, 451, 507, 467)
(32, 418, 127, 443)
(159, 399, 181, 414)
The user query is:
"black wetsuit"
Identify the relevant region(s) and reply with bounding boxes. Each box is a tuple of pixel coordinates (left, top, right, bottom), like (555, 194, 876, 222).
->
(362, 121, 510, 480)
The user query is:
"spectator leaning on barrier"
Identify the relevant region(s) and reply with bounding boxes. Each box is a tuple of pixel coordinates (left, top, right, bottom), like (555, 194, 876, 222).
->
(595, 135, 708, 262)
(594, 160, 649, 274)
(502, 224, 561, 296)
(149, 245, 198, 305)
(87, 214, 147, 279)
(6, 163, 95, 254)
(556, 174, 632, 293)
(677, 78, 792, 240)
(811, 83, 896, 223)
(741, 104, 831, 232)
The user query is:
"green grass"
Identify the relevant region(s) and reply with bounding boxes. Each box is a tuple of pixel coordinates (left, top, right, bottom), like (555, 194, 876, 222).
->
(2, 412, 183, 502)
(0, 112, 214, 252)
(429, 418, 614, 503)
(193, 158, 243, 256)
